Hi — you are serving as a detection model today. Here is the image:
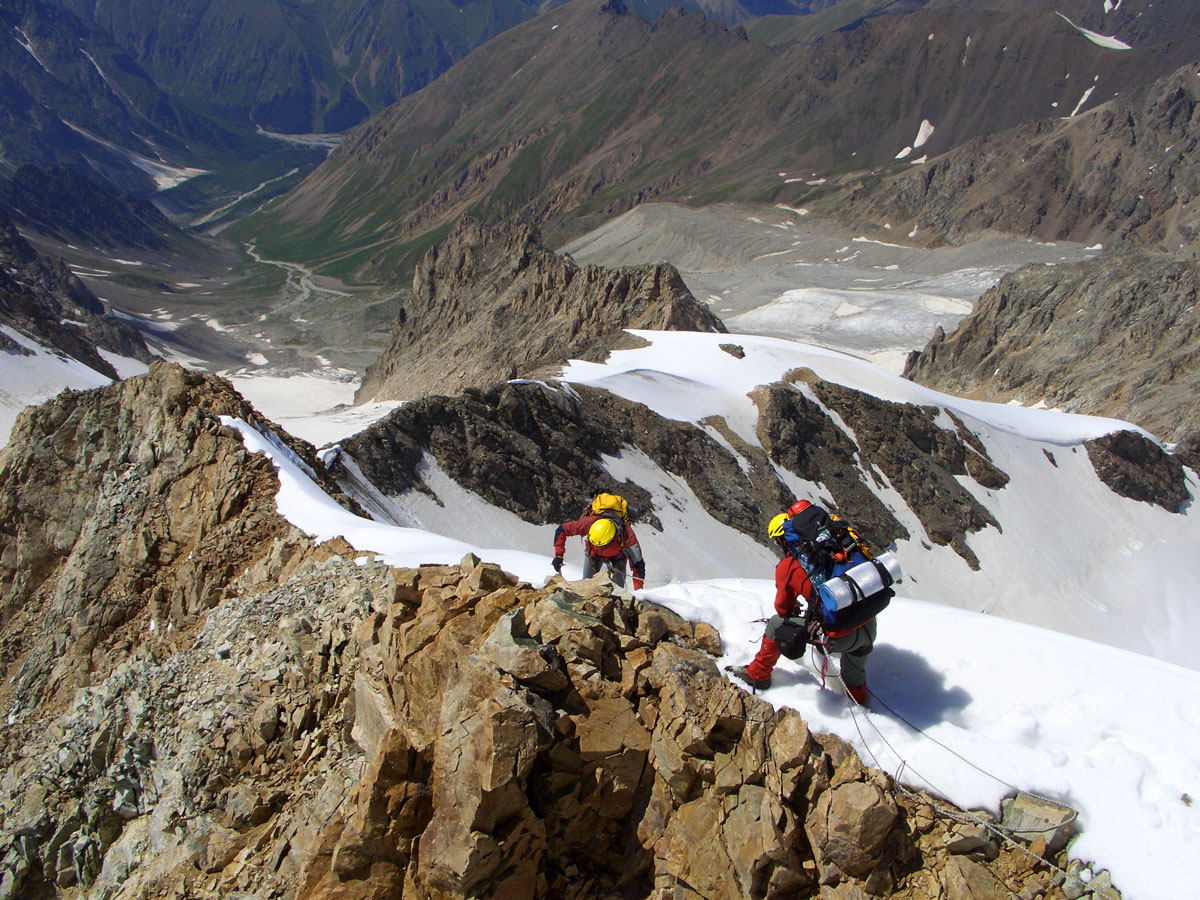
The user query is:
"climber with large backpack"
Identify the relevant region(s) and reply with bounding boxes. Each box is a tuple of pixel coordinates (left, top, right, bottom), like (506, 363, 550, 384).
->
(551, 492, 646, 591)
(731, 506, 901, 705)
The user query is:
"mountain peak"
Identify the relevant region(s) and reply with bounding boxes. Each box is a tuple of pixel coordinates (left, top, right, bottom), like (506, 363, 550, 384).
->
(356, 217, 725, 403)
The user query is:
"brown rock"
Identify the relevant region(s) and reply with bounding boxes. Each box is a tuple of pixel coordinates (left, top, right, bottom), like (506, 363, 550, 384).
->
(356, 217, 725, 404)
(806, 780, 899, 878)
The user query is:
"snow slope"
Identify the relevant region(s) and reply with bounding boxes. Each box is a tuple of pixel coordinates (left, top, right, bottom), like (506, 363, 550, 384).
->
(0, 326, 148, 447)
(558, 331, 1200, 668)
(223, 397, 1200, 900)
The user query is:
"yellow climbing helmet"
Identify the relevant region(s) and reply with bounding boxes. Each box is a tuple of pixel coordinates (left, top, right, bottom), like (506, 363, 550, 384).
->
(767, 513, 789, 540)
(588, 517, 619, 548)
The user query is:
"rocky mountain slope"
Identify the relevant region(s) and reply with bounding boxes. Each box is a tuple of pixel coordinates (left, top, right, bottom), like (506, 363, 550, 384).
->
(0, 364, 359, 765)
(243, 0, 1200, 281)
(52, 0, 548, 134)
(0, 0, 259, 197)
(0, 208, 150, 377)
(830, 61, 1200, 254)
(903, 250, 1200, 445)
(0, 364, 1096, 898)
(1, 164, 199, 253)
(355, 217, 726, 403)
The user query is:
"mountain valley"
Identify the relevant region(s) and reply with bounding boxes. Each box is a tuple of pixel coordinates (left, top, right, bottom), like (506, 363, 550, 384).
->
(3, 0, 1200, 898)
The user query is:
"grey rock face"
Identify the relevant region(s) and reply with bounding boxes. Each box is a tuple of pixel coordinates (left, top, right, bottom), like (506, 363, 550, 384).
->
(1174, 431, 1200, 474)
(356, 217, 725, 403)
(1085, 431, 1190, 513)
(0, 208, 150, 375)
(905, 251, 1200, 444)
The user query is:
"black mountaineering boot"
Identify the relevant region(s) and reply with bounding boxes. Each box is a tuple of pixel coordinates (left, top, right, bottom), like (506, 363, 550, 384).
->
(731, 666, 771, 692)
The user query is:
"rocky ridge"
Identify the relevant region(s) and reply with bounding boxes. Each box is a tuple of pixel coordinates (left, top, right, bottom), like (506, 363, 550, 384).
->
(0, 362, 356, 765)
(0, 549, 1105, 900)
(0, 208, 150, 378)
(355, 217, 725, 403)
(903, 249, 1200, 451)
(339, 372, 1012, 568)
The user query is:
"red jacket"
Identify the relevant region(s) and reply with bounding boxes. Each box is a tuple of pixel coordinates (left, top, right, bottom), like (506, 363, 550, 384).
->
(553, 514, 642, 564)
(774, 555, 814, 618)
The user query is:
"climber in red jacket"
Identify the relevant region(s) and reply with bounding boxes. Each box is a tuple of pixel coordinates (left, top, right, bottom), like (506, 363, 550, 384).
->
(731, 513, 875, 705)
(552, 511, 645, 591)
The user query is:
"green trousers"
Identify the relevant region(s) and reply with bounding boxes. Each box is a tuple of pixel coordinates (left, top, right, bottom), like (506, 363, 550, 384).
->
(826, 618, 877, 687)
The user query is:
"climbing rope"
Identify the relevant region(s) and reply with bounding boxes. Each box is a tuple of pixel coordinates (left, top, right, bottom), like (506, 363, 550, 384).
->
(840, 684, 1117, 900)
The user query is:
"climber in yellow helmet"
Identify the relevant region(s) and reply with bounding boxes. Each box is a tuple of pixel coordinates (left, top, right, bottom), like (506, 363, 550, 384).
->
(551, 493, 646, 591)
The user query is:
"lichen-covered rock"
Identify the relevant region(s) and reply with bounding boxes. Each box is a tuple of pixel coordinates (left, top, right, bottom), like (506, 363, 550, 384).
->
(0, 362, 357, 764)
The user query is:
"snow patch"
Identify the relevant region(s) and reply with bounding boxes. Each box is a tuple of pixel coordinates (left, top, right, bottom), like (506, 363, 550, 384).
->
(13, 26, 48, 71)
(0, 326, 114, 447)
(913, 119, 935, 149)
(1057, 13, 1133, 50)
(61, 122, 207, 191)
(1070, 86, 1097, 117)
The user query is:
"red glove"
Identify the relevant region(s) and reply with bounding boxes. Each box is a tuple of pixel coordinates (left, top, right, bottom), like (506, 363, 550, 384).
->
(632, 576, 644, 591)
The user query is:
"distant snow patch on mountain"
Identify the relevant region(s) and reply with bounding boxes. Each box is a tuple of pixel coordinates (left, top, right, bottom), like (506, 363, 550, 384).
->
(12, 26, 49, 72)
(61, 122, 207, 191)
(1070, 85, 1097, 116)
(1057, 12, 1133, 50)
(894, 117, 934, 158)
(914, 118, 935, 149)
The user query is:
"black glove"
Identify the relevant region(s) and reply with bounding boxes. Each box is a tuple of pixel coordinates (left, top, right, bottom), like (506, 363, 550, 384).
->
(551, 556, 563, 574)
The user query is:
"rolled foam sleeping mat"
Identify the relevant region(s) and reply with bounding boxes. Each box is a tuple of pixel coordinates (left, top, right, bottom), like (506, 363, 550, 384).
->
(817, 551, 902, 611)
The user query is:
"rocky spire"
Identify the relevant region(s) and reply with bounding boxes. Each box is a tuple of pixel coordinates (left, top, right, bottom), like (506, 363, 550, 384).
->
(356, 217, 726, 403)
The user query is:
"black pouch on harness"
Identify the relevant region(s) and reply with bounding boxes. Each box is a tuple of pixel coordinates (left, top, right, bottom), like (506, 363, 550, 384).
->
(773, 617, 809, 660)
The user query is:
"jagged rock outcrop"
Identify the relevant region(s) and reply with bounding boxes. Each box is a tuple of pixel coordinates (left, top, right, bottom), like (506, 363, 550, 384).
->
(0, 552, 1115, 900)
(903, 251, 1200, 444)
(0, 361, 354, 763)
(356, 218, 725, 403)
(1085, 431, 1190, 514)
(339, 373, 1011, 565)
(337, 379, 791, 538)
(753, 374, 1006, 568)
(0, 208, 150, 377)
